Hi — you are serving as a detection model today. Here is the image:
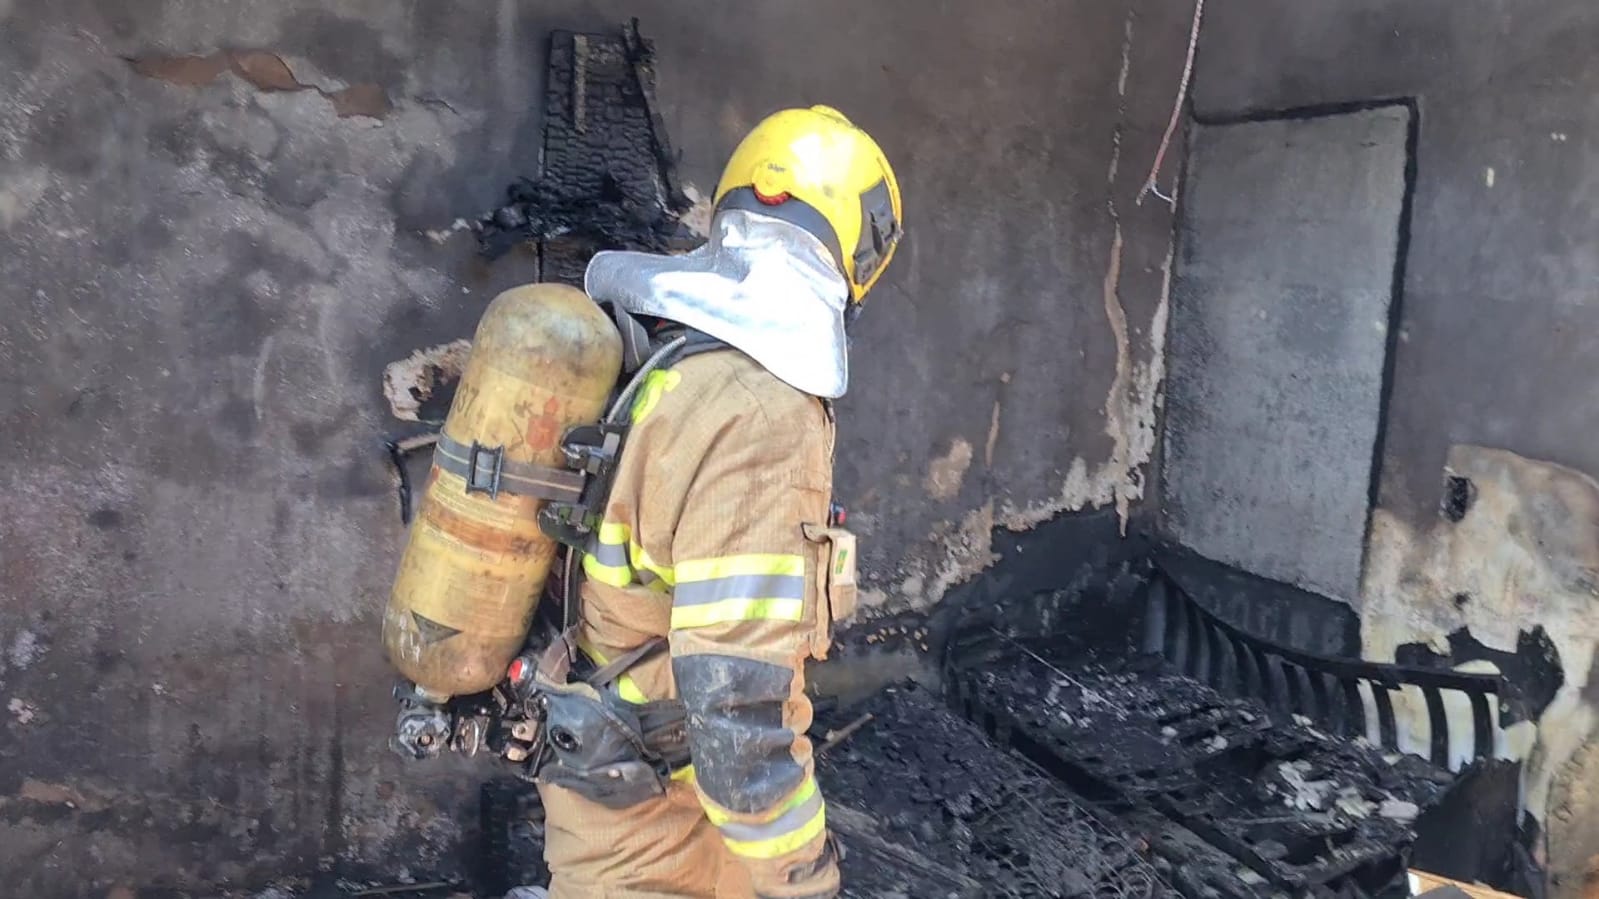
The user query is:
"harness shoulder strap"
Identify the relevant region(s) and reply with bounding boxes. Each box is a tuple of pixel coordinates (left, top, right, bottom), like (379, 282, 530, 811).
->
(547, 323, 729, 639)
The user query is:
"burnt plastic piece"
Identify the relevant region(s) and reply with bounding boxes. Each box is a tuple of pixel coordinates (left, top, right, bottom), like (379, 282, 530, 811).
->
(1143, 563, 1505, 770)
(1395, 625, 1563, 725)
(1442, 475, 1475, 522)
(478, 20, 694, 278)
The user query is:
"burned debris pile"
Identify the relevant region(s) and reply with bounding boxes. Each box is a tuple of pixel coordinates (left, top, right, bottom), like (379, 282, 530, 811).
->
(816, 683, 1172, 899)
(937, 580, 1522, 899)
(949, 645, 1449, 897)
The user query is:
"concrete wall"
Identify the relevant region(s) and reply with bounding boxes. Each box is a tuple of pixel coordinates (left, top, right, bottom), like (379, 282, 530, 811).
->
(0, 0, 1190, 893)
(1190, 3, 1599, 893)
(1164, 108, 1408, 604)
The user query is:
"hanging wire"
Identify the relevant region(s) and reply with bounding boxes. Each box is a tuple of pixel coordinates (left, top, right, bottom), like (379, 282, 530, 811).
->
(1138, 0, 1206, 209)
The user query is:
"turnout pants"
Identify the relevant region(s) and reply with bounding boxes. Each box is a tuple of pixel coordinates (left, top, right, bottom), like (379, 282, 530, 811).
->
(539, 779, 756, 899)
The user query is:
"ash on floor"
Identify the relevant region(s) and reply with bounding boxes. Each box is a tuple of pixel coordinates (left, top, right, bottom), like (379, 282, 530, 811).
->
(474, 683, 1174, 898)
(816, 682, 1173, 899)
(948, 631, 1461, 898)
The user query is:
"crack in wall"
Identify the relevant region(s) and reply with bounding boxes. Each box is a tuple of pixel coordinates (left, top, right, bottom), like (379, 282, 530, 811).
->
(1100, 14, 1137, 536)
(126, 50, 393, 120)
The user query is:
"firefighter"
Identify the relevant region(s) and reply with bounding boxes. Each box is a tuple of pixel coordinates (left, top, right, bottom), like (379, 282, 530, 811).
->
(529, 105, 902, 898)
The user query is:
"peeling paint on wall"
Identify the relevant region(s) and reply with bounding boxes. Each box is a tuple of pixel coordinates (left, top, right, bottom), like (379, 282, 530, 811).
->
(128, 50, 393, 120)
(924, 438, 974, 502)
(8, 630, 42, 670)
(8, 697, 37, 725)
(677, 183, 714, 240)
(875, 227, 1173, 613)
(1361, 445, 1599, 885)
(382, 339, 472, 423)
(885, 6, 1179, 612)
(998, 231, 1172, 535)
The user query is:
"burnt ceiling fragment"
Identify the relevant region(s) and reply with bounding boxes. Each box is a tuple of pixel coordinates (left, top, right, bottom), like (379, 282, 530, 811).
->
(476, 19, 696, 279)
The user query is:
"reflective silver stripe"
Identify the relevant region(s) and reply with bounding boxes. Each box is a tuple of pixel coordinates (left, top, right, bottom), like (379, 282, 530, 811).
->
(715, 787, 824, 845)
(673, 574, 805, 607)
(588, 538, 629, 568)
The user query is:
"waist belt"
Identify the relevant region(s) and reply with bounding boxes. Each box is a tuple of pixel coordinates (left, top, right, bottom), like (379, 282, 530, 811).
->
(532, 634, 691, 806)
(572, 636, 690, 768)
(434, 432, 587, 502)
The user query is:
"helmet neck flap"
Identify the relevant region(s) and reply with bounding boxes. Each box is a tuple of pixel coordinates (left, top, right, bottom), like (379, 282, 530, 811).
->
(583, 208, 853, 399)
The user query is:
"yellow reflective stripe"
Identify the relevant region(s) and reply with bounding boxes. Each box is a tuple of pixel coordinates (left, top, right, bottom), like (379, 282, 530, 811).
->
(575, 638, 651, 705)
(586, 521, 635, 586)
(672, 554, 806, 628)
(582, 553, 633, 587)
(671, 764, 696, 783)
(703, 776, 817, 828)
(721, 800, 827, 860)
(630, 369, 682, 424)
(615, 675, 649, 705)
(675, 573, 804, 607)
(676, 554, 804, 583)
(630, 539, 676, 586)
(613, 673, 649, 705)
(671, 598, 805, 630)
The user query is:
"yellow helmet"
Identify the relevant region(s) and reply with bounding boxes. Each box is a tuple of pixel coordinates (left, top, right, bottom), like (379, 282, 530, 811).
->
(713, 105, 903, 303)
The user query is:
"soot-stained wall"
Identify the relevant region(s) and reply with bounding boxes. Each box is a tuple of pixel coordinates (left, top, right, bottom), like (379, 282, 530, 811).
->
(0, 1, 1190, 893)
(1163, 109, 1408, 605)
(1192, 4, 1599, 894)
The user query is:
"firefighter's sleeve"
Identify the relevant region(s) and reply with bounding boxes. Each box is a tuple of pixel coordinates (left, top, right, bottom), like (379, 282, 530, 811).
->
(668, 410, 839, 899)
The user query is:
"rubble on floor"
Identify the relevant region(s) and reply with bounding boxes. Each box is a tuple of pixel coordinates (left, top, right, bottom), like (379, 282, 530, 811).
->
(268, 588, 1519, 898)
(944, 589, 1481, 899)
(466, 682, 1174, 899)
(816, 682, 1172, 898)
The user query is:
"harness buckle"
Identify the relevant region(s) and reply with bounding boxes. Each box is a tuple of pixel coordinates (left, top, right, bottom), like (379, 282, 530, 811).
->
(464, 441, 506, 499)
(560, 424, 625, 475)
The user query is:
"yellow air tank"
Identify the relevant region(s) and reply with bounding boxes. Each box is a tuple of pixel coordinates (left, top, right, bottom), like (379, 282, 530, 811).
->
(383, 283, 622, 701)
